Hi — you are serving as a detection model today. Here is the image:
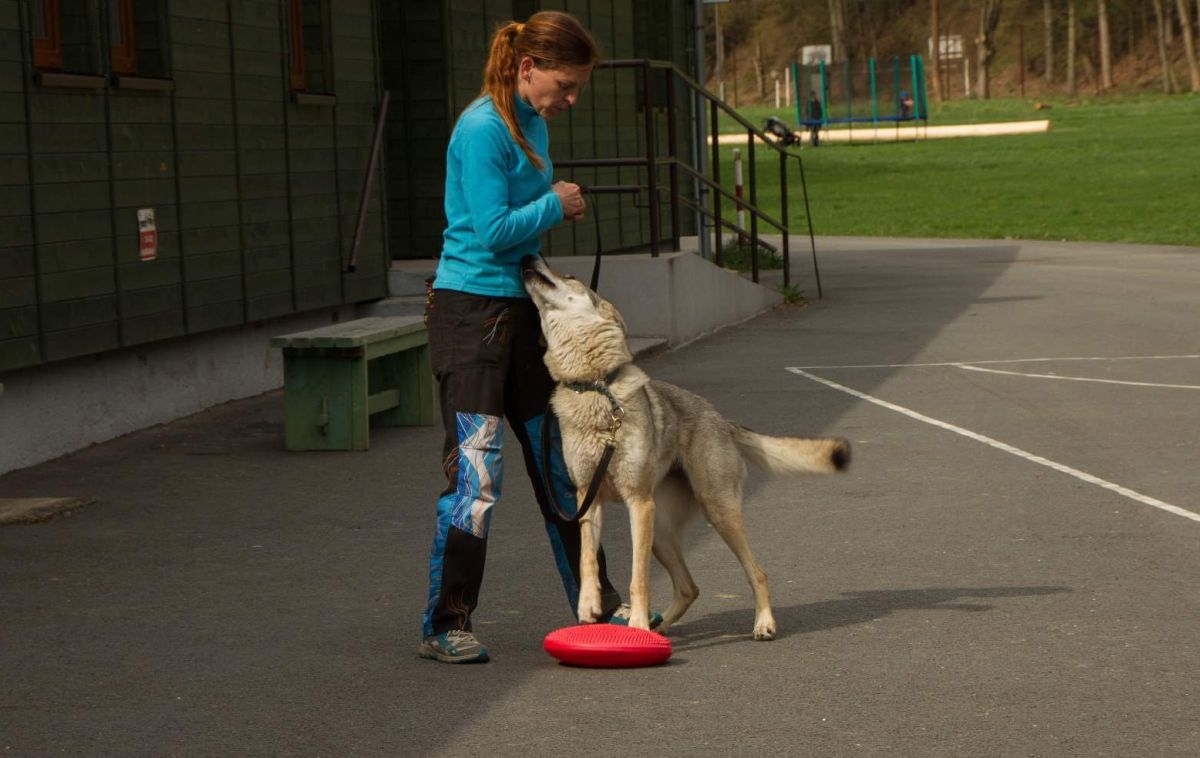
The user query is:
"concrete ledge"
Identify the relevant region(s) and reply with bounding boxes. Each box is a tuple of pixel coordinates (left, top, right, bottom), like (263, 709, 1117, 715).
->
(0, 497, 96, 525)
(545, 251, 783, 347)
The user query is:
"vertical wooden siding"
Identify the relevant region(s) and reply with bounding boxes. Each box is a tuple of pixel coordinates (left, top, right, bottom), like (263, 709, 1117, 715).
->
(0, 0, 40, 370)
(378, 0, 449, 259)
(0, 0, 387, 374)
(333, 0, 386, 301)
(376, 0, 691, 262)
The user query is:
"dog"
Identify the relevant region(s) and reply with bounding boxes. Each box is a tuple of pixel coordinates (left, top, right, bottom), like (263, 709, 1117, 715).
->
(521, 255, 850, 640)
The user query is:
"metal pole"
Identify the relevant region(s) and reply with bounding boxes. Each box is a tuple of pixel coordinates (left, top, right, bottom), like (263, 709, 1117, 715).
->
(666, 70, 680, 252)
(780, 151, 789, 288)
(348, 89, 390, 272)
(692, 0, 710, 261)
(747, 130, 758, 283)
(710, 99, 722, 267)
(642, 61, 659, 257)
(733, 147, 745, 242)
(792, 61, 803, 127)
(794, 153, 822, 299)
(870, 57, 878, 123)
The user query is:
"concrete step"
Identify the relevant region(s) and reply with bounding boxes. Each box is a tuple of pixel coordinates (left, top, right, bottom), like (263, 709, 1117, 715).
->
(388, 259, 437, 297)
(356, 295, 425, 318)
(628, 336, 669, 360)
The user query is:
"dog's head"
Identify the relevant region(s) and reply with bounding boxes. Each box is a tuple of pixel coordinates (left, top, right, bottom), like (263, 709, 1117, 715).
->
(521, 255, 632, 381)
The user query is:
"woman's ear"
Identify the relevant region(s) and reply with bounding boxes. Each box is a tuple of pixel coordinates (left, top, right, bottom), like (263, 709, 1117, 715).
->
(518, 56, 535, 83)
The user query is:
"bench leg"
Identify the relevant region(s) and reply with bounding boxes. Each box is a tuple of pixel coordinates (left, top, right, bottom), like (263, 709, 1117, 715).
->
(371, 344, 437, 428)
(283, 351, 370, 451)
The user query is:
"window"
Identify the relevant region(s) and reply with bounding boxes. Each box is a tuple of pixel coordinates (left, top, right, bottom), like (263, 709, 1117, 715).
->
(109, 0, 136, 75)
(289, 0, 333, 94)
(30, 0, 63, 70)
(29, 0, 166, 81)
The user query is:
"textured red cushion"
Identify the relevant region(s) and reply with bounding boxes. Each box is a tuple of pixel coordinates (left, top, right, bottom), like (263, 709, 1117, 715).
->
(543, 624, 672, 668)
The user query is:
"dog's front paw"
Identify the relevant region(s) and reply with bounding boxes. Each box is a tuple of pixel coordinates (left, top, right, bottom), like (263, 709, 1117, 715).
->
(577, 592, 603, 624)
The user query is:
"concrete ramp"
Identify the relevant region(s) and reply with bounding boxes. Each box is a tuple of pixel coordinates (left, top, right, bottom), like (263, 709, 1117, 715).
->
(545, 251, 782, 347)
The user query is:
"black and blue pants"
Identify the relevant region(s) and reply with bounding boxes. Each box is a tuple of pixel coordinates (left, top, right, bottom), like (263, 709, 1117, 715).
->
(421, 289, 621, 638)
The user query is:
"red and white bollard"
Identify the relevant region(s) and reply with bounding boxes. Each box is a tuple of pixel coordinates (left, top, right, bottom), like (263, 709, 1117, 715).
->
(733, 148, 745, 243)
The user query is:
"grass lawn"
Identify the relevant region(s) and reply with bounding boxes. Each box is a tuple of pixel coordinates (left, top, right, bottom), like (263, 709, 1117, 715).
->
(710, 93, 1200, 246)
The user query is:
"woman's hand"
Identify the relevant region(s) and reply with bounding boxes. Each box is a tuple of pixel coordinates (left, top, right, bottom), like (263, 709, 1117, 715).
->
(553, 181, 586, 222)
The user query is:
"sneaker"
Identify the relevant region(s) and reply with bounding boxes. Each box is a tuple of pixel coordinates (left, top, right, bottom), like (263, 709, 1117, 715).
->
(604, 603, 663, 630)
(418, 630, 490, 663)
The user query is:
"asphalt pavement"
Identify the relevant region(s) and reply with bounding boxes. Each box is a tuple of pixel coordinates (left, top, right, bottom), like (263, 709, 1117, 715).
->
(2, 236, 1197, 757)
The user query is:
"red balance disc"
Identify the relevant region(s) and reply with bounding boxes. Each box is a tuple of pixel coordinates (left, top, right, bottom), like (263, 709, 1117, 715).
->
(543, 624, 672, 668)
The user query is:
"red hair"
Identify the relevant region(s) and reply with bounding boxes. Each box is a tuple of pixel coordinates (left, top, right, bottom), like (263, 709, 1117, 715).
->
(480, 11, 600, 170)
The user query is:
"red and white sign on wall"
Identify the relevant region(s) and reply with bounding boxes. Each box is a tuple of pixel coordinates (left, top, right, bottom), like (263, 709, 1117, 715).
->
(137, 208, 157, 262)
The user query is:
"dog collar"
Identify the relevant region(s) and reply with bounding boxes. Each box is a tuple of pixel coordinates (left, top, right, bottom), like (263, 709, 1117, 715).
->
(562, 367, 625, 431)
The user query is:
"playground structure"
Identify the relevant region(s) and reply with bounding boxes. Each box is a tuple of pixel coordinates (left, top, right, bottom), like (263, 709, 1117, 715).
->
(791, 56, 929, 143)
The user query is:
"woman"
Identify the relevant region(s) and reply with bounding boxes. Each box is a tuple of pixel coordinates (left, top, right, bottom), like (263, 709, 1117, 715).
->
(419, 11, 631, 664)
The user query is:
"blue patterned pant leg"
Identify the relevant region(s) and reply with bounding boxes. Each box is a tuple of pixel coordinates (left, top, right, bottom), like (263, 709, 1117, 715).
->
(422, 412, 504, 637)
(523, 413, 583, 613)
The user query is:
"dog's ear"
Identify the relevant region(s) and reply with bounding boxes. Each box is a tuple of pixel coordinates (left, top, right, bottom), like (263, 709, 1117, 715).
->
(596, 298, 626, 334)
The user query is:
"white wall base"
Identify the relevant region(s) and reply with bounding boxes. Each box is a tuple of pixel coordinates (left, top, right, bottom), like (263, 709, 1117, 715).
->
(0, 307, 352, 475)
(2, 252, 780, 475)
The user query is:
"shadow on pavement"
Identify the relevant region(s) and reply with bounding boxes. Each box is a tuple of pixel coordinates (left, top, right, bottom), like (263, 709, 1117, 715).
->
(669, 586, 1071, 652)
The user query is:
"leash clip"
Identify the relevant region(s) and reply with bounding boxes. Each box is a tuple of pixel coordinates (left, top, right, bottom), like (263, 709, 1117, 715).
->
(607, 405, 624, 440)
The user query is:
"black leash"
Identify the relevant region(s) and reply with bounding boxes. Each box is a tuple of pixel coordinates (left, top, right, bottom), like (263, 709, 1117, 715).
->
(539, 205, 618, 523)
(538, 371, 624, 522)
(589, 210, 602, 291)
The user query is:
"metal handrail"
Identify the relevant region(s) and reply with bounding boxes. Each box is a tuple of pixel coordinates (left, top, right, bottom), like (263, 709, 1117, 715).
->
(554, 58, 821, 296)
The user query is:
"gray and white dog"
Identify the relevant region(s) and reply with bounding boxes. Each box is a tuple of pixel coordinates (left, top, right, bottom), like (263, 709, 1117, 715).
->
(522, 256, 850, 640)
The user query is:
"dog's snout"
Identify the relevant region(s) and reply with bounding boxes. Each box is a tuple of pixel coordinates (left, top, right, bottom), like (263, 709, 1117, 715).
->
(520, 255, 556, 287)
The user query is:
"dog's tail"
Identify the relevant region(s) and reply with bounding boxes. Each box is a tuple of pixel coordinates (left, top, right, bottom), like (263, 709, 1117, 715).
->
(731, 425, 851, 476)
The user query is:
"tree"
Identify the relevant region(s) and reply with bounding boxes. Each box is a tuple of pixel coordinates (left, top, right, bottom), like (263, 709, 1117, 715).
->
(977, 0, 1003, 99)
(828, 0, 847, 61)
(1177, 0, 1200, 90)
(1067, 0, 1078, 96)
(714, 3, 725, 90)
(1098, 0, 1113, 90)
(1044, 0, 1055, 83)
(931, 0, 943, 100)
(1151, 0, 1175, 93)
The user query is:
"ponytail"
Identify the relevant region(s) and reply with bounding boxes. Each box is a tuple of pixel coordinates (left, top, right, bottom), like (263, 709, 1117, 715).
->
(481, 22, 541, 170)
(479, 12, 600, 171)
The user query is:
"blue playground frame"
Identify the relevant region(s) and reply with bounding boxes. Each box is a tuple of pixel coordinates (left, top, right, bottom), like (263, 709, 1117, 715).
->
(792, 55, 928, 132)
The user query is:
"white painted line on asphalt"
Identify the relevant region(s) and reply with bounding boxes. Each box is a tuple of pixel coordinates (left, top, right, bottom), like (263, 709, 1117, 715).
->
(954, 363, 1200, 390)
(787, 354, 1200, 370)
(786, 368, 1200, 524)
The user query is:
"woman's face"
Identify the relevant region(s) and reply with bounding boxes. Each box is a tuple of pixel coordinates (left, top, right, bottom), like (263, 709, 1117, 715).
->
(518, 57, 592, 121)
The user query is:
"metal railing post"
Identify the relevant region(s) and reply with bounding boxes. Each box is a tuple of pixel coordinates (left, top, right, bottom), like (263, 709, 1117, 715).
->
(665, 69, 680, 252)
(780, 151, 790, 288)
(710, 99, 722, 267)
(642, 61, 660, 257)
(747, 128, 758, 283)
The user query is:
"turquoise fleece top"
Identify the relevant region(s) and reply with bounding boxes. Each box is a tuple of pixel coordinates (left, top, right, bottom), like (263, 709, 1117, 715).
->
(435, 94, 563, 298)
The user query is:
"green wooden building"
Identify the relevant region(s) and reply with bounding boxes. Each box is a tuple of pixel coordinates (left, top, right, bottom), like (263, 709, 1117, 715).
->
(1, 0, 696, 376)
(2, 0, 389, 375)
(380, 0, 697, 261)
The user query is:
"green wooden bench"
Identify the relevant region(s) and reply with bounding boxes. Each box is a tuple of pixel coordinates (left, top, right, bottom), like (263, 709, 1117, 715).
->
(270, 316, 436, 451)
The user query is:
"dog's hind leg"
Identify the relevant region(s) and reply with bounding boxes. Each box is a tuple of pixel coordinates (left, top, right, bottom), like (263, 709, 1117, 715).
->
(705, 501, 776, 641)
(651, 478, 700, 634)
(575, 494, 605, 624)
(651, 536, 697, 635)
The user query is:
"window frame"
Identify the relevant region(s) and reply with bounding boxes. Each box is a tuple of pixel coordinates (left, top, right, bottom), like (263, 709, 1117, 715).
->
(109, 0, 137, 75)
(30, 0, 64, 70)
(288, 0, 307, 91)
